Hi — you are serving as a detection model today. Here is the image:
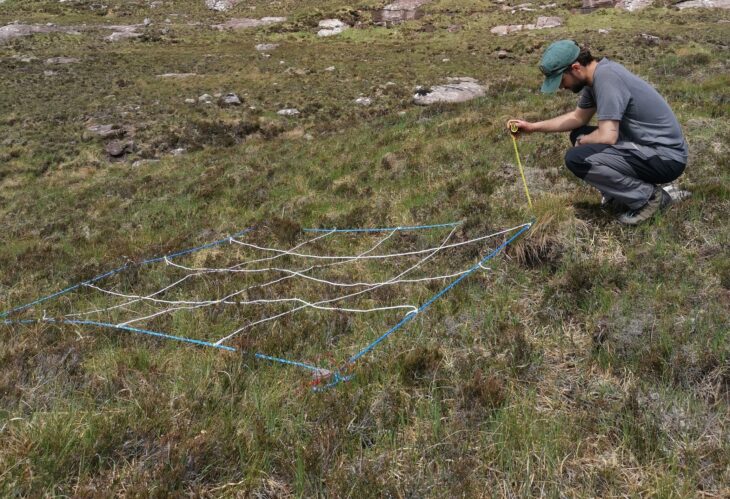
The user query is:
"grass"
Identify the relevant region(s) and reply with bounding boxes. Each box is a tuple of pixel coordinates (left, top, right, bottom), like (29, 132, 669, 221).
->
(1, 0, 729, 496)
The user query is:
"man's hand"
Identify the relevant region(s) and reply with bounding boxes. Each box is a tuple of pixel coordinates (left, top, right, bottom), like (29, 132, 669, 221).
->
(506, 119, 536, 136)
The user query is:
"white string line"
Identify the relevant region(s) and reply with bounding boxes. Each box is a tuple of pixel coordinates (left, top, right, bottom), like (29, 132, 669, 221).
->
(222, 228, 338, 269)
(114, 228, 404, 327)
(68, 227, 394, 320)
(66, 273, 200, 317)
(227, 223, 529, 261)
(213, 225, 461, 346)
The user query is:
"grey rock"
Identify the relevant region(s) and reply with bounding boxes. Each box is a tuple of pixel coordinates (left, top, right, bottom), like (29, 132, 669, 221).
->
(105, 140, 132, 157)
(413, 78, 486, 105)
(219, 92, 242, 106)
(663, 184, 692, 203)
(212, 17, 286, 30)
(675, 0, 730, 8)
(615, 0, 654, 9)
(384, 0, 431, 8)
(582, 0, 617, 8)
(106, 31, 142, 42)
(317, 19, 349, 37)
(277, 108, 300, 116)
(205, 0, 242, 12)
(490, 16, 562, 35)
(86, 124, 127, 139)
(0, 23, 72, 44)
(45, 57, 80, 64)
(255, 43, 279, 51)
(198, 93, 213, 103)
(355, 97, 372, 106)
(156, 73, 197, 78)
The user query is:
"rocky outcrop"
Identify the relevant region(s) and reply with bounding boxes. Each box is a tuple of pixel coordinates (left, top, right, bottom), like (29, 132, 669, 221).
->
(212, 17, 286, 30)
(0, 23, 80, 44)
(675, 0, 730, 8)
(490, 16, 562, 36)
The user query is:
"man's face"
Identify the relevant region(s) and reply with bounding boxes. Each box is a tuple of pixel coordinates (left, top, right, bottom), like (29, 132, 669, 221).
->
(560, 67, 586, 94)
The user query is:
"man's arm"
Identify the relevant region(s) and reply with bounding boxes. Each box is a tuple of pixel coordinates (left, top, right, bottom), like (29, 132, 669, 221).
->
(508, 106, 595, 134)
(575, 119, 619, 146)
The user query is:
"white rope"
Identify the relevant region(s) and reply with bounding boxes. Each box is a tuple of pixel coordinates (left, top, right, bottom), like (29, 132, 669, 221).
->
(113, 229, 403, 326)
(52, 223, 516, 346)
(227, 223, 529, 261)
(213, 225, 461, 345)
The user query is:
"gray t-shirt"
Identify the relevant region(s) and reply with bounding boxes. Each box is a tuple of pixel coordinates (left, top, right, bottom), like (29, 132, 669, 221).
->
(578, 58, 688, 163)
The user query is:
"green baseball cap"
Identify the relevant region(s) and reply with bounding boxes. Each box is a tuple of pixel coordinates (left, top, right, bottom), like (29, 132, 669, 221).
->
(539, 40, 580, 94)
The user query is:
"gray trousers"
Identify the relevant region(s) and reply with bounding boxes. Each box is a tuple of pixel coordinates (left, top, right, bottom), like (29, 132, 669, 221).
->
(565, 126, 685, 209)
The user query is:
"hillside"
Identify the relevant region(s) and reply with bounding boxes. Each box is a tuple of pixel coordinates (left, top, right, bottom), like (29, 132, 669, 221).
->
(0, 0, 728, 496)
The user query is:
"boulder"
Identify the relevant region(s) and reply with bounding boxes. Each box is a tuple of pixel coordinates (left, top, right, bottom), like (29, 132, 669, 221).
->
(413, 77, 486, 105)
(105, 140, 133, 157)
(205, 0, 243, 11)
(219, 93, 242, 106)
(615, 0, 655, 10)
(317, 19, 349, 37)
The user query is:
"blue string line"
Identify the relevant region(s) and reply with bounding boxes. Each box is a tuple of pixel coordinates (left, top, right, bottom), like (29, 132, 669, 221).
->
(253, 353, 326, 374)
(303, 222, 461, 233)
(3, 318, 329, 374)
(348, 222, 532, 364)
(0, 227, 253, 319)
(3, 318, 237, 352)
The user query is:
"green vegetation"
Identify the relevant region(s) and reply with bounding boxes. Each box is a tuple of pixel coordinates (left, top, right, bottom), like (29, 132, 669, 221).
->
(1, 0, 728, 495)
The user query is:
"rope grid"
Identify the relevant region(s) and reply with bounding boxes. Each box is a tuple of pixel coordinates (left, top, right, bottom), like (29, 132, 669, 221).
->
(1, 221, 532, 389)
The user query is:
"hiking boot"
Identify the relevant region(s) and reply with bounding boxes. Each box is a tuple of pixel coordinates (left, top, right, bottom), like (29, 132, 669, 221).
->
(600, 195, 625, 212)
(617, 186, 672, 225)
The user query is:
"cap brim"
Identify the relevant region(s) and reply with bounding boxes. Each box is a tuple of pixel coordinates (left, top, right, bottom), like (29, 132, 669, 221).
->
(540, 72, 562, 94)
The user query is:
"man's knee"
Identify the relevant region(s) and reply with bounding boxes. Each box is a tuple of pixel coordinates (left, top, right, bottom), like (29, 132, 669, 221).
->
(564, 148, 590, 179)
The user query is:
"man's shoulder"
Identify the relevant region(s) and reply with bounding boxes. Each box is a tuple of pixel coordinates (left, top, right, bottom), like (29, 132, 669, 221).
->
(595, 58, 631, 78)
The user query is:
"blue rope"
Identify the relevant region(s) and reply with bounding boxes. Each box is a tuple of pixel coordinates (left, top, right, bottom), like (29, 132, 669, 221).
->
(0, 227, 253, 319)
(3, 318, 330, 373)
(348, 222, 532, 364)
(303, 222, 461, 233)
(253, 353, 327, 374)
(3, 318, 237, 352)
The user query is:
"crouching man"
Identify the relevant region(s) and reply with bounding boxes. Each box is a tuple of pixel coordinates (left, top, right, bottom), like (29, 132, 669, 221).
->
(508, 40, 688, 225)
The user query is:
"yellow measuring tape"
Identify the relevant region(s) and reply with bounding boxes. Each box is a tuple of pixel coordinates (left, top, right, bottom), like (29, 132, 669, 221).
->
(509, 123, 533, 210)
